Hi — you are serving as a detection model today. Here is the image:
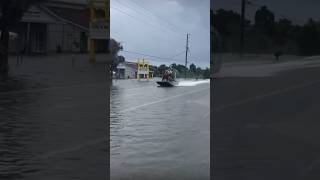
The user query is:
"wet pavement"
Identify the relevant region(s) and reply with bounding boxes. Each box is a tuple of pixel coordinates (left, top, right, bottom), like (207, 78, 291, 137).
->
(110, 78, 210, 180)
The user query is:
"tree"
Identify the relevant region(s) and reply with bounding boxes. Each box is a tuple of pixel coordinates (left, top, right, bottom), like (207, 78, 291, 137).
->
(255, 6, 275, 37)
(196, 67, 202, 78)
(157, 64, 167, 76)
(189, 63, 196, 74)
(203, 68, 211, 79)
(212, 9, 241, 37)
(176, 64, 187, 74)
(212, 9, 250, 52)
(150, 65, 157, 76)
(0, 0, 45, 80)
(118, 55, 125, 63)
(273, 18, 292, 46)
(170, 63, 177, 70)
(108, 38, 123, 78)
(297, 18, 320, 55)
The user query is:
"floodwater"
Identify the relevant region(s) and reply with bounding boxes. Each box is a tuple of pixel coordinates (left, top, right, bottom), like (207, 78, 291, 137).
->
(0, 82, 109, 180)
(0, 54, 210, 179)
(110, 78, 210, 180)
(0, 55, 109, 179)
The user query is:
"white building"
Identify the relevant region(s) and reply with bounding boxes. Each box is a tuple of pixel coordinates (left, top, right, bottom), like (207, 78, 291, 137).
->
(115, 62, 137, 79)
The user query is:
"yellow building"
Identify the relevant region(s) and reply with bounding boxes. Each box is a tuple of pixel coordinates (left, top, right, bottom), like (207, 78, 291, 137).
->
(137, 59, 153, 80)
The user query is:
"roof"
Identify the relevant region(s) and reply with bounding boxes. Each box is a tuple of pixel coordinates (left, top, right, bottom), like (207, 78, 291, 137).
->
(44, 5, 90, 29)
(126, 62, 138, 70)
(116, 62, 138, 71)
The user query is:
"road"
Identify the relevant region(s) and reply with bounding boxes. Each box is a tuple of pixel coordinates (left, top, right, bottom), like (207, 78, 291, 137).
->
(212, 61, 320, 180)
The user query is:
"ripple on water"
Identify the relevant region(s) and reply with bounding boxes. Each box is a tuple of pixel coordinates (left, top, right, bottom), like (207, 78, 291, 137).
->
(110, 81, 210, 178)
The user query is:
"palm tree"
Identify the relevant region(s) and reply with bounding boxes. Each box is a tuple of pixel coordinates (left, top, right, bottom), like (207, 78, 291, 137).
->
(108, 38, 123, 80)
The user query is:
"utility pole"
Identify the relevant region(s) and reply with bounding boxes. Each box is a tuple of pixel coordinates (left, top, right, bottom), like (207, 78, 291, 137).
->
(240, 0, 246, 58)
(185, 33, 189, 79)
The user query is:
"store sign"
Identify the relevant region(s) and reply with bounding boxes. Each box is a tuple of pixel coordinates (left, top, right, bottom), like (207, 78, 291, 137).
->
(22, 6, 56, 23)
(89, 21, 109, 39)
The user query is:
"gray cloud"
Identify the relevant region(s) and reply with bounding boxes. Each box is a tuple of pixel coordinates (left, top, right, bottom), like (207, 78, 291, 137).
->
(111, 0, 210, 68)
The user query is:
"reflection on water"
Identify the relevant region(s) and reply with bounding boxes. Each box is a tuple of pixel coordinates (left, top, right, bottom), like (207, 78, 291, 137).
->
(0, 91, 44, 179)
(111, 78, 210, 180)
(0, 80, 108, 179)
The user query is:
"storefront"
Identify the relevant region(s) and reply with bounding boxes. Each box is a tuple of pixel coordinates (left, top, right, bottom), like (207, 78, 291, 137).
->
(9, 1, 107, 54)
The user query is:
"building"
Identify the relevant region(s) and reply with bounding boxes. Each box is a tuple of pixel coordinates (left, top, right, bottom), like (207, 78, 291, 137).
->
(137, 59, 152, 80)
(9, 0, 108, 54)
(115, 62, 137, 79)
(115, 61, 154, 79)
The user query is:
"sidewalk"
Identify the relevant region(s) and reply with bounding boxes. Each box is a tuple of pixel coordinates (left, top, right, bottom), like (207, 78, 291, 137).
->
(213, 55, 320, 78)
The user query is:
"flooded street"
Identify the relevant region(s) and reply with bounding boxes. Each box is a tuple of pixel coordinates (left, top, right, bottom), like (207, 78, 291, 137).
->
(0, 55, 109, 179)
(111, 78, 210, 180)
(0, 55, 209, 179)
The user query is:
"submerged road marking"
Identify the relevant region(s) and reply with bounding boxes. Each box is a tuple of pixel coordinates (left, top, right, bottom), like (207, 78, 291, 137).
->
(114, 85, 155, 91)
(0, 86, 210, 168)
(120, 87, 209, 113)
(213, 79, 320, 112)
(0, 138, 108, 172)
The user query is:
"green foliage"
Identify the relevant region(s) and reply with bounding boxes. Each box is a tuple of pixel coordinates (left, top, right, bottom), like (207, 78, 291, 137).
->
(212, 9, 241, 37)
(255, 6, 275, 37)
(109, 39, 123, 72)
(211, 6, 320, 56)
(273, 18, 292, 46)
(211, 8, 250, 52)
(156, 63, 210, 79)
(202, 68, 211, 79)
(297, 18, 320, 55)
(156, 64, 168, 76)
(189, 63, 196, 73)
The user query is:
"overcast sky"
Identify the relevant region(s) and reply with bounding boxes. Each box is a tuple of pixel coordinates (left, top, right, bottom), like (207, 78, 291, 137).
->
(110, 0, 210, 68)
(211, 0, 320, 25)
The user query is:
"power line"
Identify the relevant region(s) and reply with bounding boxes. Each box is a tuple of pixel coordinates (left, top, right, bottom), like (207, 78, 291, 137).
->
(113, 0, 185, 38)
(122, 54, 201, 67)
(124, 57, 170, 63)
(114, 0, 149, 18)
(121, 50, 185, 62)
(127, 0, 187, 35)
(110, 6, 185, 41)
(120, 54, 170, 63)
(171, 51, 185, 58)
(111, 6, 166, 33)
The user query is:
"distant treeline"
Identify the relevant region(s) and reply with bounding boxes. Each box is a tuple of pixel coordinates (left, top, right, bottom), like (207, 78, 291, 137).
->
(211, 6, 320, 56)
(151, 63, 211, 79)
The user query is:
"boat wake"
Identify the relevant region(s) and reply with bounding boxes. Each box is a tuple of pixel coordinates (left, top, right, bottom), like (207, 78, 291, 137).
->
(176, 79, 210, 87)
